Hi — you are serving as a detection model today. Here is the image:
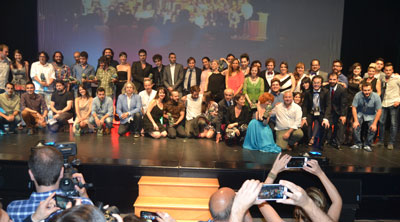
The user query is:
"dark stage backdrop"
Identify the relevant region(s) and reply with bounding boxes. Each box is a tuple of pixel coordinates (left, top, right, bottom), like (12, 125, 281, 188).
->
(37, 0, 344, 70)
(340, 0, 400, 74)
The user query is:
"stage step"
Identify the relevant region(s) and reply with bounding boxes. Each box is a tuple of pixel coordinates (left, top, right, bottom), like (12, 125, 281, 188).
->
(134, 176, 220, 221)
(138, 176, 219, 198)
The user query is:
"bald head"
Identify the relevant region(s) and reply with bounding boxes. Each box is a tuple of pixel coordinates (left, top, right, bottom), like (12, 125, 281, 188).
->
(209, 187, 236, 221)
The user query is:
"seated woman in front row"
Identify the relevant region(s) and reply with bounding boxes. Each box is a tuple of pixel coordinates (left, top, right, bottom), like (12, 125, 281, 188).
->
(142, 87, 168, 139)
(225, 93, 250, 146)
(243, 92, 281, 153)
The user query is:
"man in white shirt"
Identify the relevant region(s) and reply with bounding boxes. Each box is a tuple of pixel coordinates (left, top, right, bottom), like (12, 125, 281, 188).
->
(183, 85, 203, 137)
(139, 79, 157, 114)
(377, 63, 400, 150)
(0, 44, 10, 94)
(30, 51, 55, 107)
(272, 91, 303, 150)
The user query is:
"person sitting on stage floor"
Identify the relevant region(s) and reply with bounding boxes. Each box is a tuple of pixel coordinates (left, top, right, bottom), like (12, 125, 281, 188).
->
(264, 153, 342, 222)
(164, 90, 186, 139)
(142, 87, 168, 139)
(272, 91, 303, 150)
(324, 73, 347, 150)
(215, 88, 234, 143)
(73, 85, 93, 136)
(225, 93, 250, 146)
(0, 83, 21, 134)
(198, 92, 219, 139)
(243, 92, 281, 153)
(21, 83, 48, 134)
(139, 79, 157, 115)
(301, 75, 331, 150)
(183, 85, 203, 138)
(7, 146, 92, 222)
(89, 87, 114, 135)
(49, 81, 74, 133)
(116, 81, 142, 137)
(377, 63, 400, 150)
(351, 82, 382, 152)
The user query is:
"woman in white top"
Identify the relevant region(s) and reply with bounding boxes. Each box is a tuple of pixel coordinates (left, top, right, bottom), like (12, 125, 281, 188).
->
(275, 61, 296, 93)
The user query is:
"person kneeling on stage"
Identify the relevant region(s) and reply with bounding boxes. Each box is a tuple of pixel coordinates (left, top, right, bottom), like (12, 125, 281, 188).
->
(73, 85, 93, 136)
(164, 90, 186, 139)
(142, 87, 168, 139)
(89, 87, 113, 135)
(49, 80, 74, 133)
(243, 92, 281, 153)
(215, 88, 235, 143)
(21, 83, 48, 134)
(7, 146, 93, 222)
(183, 86, 203, 138)
(198, 92, 219, 139)
(225, 93, 250, 146)
(116, 82, 142, 137)
(0, 83, 21, 134)
(272, 91, 303, 150)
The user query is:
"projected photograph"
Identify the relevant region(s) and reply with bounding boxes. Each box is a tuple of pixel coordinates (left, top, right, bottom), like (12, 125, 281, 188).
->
(38, 0, 344, 69)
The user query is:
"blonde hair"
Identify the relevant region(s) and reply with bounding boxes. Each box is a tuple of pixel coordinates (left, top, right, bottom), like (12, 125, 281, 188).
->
(294, 187, 327, 222)
(121, 81, 137, 94)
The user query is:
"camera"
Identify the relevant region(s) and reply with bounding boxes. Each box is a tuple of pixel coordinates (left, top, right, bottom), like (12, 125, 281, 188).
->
(33, 141, 93, 196)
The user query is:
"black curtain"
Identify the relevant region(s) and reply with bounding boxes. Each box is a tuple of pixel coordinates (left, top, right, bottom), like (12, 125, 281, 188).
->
(340, 0, 400, 74)
(0, 0, 38, 64)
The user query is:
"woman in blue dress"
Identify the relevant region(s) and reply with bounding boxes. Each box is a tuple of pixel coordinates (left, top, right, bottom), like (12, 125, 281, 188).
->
(243, 92, 281, 153)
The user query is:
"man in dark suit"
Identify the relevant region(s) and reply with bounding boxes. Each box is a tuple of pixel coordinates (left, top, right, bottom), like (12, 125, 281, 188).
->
(163, 52, 184, 94)
(301, 75, 331, 150)
(182, 57, 202, 96)
(259, 58, 279, 92)
(215, 88, 234, 143)
(131, 49, 152, 92)
(306, 59, 328, 83)
(324, 73, 347, 150)
(152, 54, 164, 89)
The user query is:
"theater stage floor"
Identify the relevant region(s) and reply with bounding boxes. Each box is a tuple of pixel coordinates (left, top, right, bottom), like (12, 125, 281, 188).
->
(1, 130, 400, 173)
(1, 131, 400, 220)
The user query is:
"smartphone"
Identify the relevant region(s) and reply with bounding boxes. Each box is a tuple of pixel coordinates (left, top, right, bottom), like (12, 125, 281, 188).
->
(55, 195, 75, 209)
(257, 184, 287, 201)
(286, 157, 308, 168)
(140, 211, 158, 222)
(309, 151, 322, 156)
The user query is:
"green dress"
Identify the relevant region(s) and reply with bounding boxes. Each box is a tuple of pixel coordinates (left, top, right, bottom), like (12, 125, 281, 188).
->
(243, 77, 264, 106)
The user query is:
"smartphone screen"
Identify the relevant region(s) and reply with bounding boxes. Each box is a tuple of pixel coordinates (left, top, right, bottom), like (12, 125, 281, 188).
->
(257, 184, 287, 200)
(140, 211, 158, 222)
(286, 157, 307, 168)
(55, 195, 74, 209)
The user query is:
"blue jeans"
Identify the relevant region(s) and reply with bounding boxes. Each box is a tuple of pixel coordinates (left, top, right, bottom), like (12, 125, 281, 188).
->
(89, 115, 113, 129)
(354, 119, 375, 146)
(0, 115, 21, 131)
(379, 106, 399, 144)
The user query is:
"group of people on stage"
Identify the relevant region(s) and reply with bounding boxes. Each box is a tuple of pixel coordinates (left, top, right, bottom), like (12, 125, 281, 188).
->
(1, 43, 399, 152)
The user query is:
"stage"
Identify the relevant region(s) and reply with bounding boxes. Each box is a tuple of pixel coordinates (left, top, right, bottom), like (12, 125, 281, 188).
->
(1, 131, 400, 220)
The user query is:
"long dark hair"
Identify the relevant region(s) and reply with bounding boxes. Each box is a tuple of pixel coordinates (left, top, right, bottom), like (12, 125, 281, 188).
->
(12, 49, 24, 69)
(348, 62, 362, 82)
(201, 91, 213, 113)
(155, 87, 169, 104)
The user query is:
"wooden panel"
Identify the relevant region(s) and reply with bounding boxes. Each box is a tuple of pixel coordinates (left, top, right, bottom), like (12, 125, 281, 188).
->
(139, 184, 217, 198)
(139, 176, 219, 188)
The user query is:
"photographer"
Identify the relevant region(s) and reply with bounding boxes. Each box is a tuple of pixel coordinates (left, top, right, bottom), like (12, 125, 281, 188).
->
(7, 146, 92, 222)
(264, 153, 342, 222)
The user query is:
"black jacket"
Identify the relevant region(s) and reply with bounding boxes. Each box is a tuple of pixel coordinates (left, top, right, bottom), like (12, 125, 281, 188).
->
(302, 87, 331, 120)
(324, 84, 347, 117)
(131, 61, 153, 92)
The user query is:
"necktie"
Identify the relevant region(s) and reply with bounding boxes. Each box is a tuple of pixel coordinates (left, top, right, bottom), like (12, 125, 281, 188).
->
(313, 91, 320, 109)
(267, 71, 273, 75)
(187, 69, 193, 90)
(331, 88, 335, 99)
